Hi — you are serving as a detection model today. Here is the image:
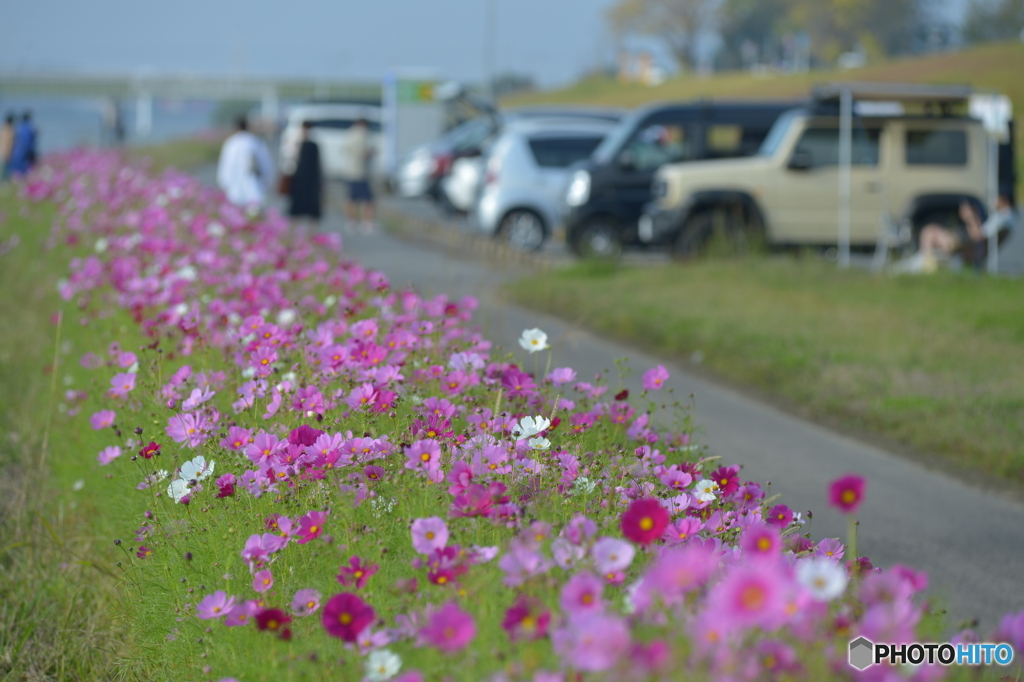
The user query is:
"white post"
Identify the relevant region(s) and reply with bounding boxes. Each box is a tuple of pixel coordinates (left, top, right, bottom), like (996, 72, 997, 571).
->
(261, 87, 279, 128)
(484, 0, 497, 100)
(135, 90, 153, 137)
(987, 130, 999, 274)
(838, 87, 852, 268)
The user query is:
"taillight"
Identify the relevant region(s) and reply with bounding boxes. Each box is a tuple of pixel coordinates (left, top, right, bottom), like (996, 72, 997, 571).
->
(430, 153, 453, 178)
(485, 169, 498, 185)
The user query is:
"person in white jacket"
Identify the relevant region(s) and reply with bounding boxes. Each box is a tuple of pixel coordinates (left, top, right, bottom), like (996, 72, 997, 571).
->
(216, 116, 274, 208)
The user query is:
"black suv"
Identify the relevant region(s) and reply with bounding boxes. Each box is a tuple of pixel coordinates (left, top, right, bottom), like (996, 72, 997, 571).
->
(563, 101, 799, 257)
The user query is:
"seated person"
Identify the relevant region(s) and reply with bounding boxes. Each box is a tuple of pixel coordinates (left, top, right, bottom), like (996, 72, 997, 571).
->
(904, 196, 1015, 272)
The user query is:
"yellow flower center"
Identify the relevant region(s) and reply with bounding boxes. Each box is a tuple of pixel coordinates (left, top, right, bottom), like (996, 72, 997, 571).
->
(339, 612, 352, 625)
(739, 584, 767, 611)
(841, 490, 856, 504)
(639, 517, 654, 531)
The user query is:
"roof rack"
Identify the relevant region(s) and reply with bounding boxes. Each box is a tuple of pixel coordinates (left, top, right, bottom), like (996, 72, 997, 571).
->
(812, 82, 972, 104)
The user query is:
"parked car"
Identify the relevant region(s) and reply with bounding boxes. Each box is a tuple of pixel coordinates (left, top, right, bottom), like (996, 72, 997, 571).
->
(279, 103, 383, 180)
(398, 107, 625, 202)
(640, 88, 1015, 259)
(475, 118, 617, 251)
(562, 101, 799, 258)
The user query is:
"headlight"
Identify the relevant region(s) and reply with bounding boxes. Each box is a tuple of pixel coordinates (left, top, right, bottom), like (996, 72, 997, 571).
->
(565, 170, 591, 207)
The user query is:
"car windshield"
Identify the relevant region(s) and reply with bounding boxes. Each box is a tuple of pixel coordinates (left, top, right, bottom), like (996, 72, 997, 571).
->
(591, 110, 644, 164)
(758, 109, 801, 157)
(444, 117, 498, 150)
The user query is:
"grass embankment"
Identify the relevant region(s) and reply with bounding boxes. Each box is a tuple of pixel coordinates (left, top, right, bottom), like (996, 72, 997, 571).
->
(128, 133, 226, 174)
(506, 257, 1024, 485)
(0, 186, 127, 678)
(508, 41, 1024, 198)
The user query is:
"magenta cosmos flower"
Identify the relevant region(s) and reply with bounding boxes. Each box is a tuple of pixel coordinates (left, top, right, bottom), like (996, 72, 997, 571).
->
(620, 498, 670, 546)
(501, 595, 551, 641)
(829, 474, 866, 514)
(322, 592, 375, 642)
(196, 591, 235, 619)
(255, 607, 292, 640)
(642, 365, 670, 391)
(410, 517, 448, 555)
(296, 510, 327, 544)
(740, 523, 782, 558)
(337, 555, 378, 589)
(421, 601, 476, 653)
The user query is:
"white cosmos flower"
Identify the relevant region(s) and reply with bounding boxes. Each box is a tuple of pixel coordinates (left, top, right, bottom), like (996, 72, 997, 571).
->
(276, 308, 296, 325)
(796, 557, 849, 601)
(518, 328, 549, 353)
(94, 237, 109, 253)
(167, 478, 190, 502)
(693, 479, 719, 503)
(527, 436, 551, 450)
(365, 648, 402, 681)
(179, 455, 215, 483)
(512, 415, 551, 440)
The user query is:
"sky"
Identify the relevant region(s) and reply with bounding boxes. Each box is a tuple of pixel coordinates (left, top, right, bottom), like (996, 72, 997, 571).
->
(0, 0, 620, 88)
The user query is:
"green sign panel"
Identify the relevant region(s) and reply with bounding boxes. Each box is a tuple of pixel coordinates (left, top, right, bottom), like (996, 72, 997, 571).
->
(397, 80, 436, 104)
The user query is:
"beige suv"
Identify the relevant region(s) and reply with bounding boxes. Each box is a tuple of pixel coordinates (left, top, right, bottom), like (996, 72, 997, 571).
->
(639, 107, 993, 257)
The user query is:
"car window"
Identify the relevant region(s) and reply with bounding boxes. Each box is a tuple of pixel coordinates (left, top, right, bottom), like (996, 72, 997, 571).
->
(309, 119, 382, 132)
(759, 110, 801, 157)
(791, 127, 880, 168)
(527, 136, 605, 168)
(706, 125, 743, 157)
(592, 110, 645, 164)
(623, 123, 690, 171)
(905, 130, 967, 166)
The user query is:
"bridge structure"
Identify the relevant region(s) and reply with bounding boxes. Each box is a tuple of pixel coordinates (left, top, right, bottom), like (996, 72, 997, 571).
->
(0, 72, 382, 134)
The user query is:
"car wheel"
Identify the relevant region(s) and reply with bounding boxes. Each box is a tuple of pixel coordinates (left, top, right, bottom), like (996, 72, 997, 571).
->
(572, 219, 623, 259)
(671, 211, 714, 261)
(500, 210, 547, 252)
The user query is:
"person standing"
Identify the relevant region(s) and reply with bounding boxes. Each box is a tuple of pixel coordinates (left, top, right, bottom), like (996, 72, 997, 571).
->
(0, 114, 14, 180)
(345, 118, 376, 233)
(216, 116, 274, 209)
(8, 111, 37, 177)
(287, 121, 323, 230)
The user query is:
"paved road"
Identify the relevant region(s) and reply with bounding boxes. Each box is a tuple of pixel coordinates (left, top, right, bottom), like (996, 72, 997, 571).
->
(336, 214, 1024, 633)
(194, 165, 1024, 630)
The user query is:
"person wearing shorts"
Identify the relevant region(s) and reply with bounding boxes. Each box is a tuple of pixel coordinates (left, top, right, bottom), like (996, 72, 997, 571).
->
(346, 118, 376, 233)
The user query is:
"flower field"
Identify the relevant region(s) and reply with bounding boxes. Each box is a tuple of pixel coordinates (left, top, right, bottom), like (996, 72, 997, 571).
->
(7, 150, 1024, 681)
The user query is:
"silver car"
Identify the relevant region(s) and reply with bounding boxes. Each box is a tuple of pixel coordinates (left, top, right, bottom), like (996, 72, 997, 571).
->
(475, 119, 615, 251)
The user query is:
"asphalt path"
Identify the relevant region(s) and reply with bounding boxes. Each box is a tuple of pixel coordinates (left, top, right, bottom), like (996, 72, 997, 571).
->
(194, 165, 1023, 631)
(336, 211, 1024, 633)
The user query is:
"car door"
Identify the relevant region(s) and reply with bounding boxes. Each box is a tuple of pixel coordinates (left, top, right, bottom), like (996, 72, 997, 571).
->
(775, 123, 884, 244)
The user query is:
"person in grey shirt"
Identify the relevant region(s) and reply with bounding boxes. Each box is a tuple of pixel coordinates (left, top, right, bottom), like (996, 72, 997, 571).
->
(345, 118, 376, 233)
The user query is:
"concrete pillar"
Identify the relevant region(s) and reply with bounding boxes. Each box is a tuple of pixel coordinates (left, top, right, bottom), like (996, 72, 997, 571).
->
(261, 87, 279, 126)
(135, 90, 153, 137)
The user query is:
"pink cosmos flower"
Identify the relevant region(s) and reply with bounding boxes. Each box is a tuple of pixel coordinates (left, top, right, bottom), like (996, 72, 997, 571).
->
(706, 560, 788, 632)
(215, 473, 236, 498)
(551, 614, 631, 672)
(640, 543, 718, 606)
(291, 589, 321, 616)
(196, 591, 235, 619)
(502, 595, 551, 641)
(224, 600, 259, 627)
(815, 538, 845, 560)
(829, 474, 866, 514)
(255, 608, 292, 640)
(411, 517, 448, 555)
(337, 555, 378, 589)
(97, 446, 121, 465)
(559, 571, 605, 618)
(296, 510, 327, 544)
(642, 365, 669, 391)
(620, 498, 670, 546)
(252, 569, 274, 593)
(992, 610, 1024, 654)
(322, 592, 375, 642)
(765, 504, 794, 527)
(547, 367, 577, 385)
(420, 602, 476, 653)
(108, 372, 136, 397)
(89, 410, 116, 430)
(405, 439, 441, 473)
(740, 523, 782, 558)
(592, 537, 635, 575)
(662, 517, 703, 545)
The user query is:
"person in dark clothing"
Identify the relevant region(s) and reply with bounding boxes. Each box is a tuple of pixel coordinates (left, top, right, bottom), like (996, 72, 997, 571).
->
(288, 121, 323, 229)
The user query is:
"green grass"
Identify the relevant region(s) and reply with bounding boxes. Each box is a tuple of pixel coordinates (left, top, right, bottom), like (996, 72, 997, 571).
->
(505, 256, 1024, 485)
(507, 41, 1024, 199)
(127, 134, 226, 174)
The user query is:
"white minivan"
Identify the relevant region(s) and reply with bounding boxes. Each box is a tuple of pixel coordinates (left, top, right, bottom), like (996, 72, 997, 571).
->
(279, 103, 382, 180)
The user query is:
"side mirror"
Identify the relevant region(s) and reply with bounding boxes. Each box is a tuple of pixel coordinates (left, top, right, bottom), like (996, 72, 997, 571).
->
(617, 149, 636, 171)
(788, 150, 813, 171)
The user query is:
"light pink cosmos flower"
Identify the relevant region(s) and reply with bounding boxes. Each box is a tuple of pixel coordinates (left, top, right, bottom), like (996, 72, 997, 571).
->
(420, 602, 476, 653)
(642, 365, 670, 391)
(108, 372, 136, 397)
(252, 569, 274, 593)
(224, 600, 259, 627)
(404, 439, 441, 474)
(291, 589, 321, 616)
(410, 517, 448, 555)
(97, 446, 121, 465)
(592, 537, 636, 575)
(196, 591, 235, 619)
(551, 613, 631, 672)
(706, 559, 789, 632)
(89, 409, 116, 430)
(547, 367, 577, 385)
(559, 571, 605, 618)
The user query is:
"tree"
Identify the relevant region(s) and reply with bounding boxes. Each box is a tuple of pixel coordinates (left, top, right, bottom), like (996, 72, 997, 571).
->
(606, 0, 718, 69)
(963, 0, 1024, 43)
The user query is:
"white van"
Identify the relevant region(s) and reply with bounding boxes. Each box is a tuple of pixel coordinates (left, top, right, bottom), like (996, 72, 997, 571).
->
(279, 103, 382, 180)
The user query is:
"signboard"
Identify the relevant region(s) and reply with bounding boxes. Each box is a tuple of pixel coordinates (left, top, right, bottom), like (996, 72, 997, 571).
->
(382, 70, 446, 180)
(969, 94, 1012, 142)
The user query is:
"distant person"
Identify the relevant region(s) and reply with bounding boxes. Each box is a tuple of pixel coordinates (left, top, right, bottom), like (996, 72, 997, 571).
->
(899, 197, 1016, 273)
(8, 111, 38, 177)
(345, 118, 376, 233)
(287, 121, 323, 229)
(216, 116, 274, 209)
(0, 114, 14, 180)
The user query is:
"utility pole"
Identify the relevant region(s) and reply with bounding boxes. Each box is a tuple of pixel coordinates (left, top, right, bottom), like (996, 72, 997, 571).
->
(484, 0, 498, 101)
